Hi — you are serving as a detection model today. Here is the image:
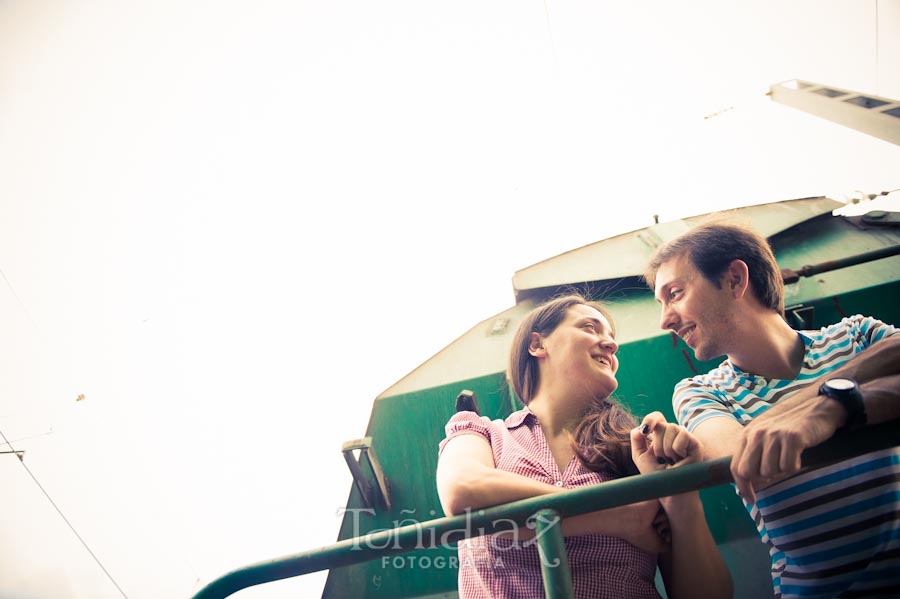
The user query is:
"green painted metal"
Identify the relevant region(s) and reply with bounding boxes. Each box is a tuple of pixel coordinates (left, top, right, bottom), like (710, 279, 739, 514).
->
(194, 422, 899, 599)
(322, 374, 515, 598)
(318, 205, 900, 598)
(533, 509, 574, 599)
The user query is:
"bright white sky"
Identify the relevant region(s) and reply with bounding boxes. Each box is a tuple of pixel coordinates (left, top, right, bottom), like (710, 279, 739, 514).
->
(1, 1, 899, 598)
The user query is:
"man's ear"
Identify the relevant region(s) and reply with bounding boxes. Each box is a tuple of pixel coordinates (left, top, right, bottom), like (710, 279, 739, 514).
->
(724, 259, 750, 298)
(528, 332, 546, 356)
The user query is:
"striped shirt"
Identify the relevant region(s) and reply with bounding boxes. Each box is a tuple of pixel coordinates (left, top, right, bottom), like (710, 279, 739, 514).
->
(673, 314, 900, 599)
(439, 408, 661, 599)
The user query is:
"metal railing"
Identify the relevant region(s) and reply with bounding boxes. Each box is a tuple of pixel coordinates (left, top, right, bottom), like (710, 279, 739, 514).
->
(192, 420, 899, 599)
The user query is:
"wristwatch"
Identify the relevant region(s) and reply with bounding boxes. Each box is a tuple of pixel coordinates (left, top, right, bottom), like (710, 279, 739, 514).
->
(818, 377, 867, 431)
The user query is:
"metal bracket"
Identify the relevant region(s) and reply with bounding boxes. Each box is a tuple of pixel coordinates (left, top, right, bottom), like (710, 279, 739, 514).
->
(455, 389, 480, 415)
(342, 437, 391, 511)
(786, 304, 815, 330)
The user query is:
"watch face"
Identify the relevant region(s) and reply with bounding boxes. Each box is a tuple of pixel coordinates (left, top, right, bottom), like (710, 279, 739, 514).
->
(827, 377, 856, 390)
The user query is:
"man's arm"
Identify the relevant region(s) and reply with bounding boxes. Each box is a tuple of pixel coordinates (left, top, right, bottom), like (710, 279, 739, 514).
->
(862, 373, 900, 425)
(833, 334, 900, 383)
(732, 335, 900, 502)
(688, 416, 745, 461)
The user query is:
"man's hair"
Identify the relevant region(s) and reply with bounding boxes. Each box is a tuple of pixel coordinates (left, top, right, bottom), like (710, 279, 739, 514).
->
(643, 222, 784, 315)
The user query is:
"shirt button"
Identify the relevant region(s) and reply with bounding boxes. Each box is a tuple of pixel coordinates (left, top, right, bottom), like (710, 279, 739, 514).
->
(555, 481, 564, 487)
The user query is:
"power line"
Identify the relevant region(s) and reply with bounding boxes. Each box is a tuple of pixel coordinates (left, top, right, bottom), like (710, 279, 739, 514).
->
(0, 428, 54, 448)
(0, 427, 129, 598)
(1, 261, 127, 597)
(542, 0, 558, 74)
(0, 266, 39, 332)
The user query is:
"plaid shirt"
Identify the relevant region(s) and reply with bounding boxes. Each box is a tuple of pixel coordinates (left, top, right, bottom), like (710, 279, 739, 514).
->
(439, 408, 661, 599)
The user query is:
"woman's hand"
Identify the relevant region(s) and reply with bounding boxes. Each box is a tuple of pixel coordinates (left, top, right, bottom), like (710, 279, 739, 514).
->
(630, 412, 703, 475)
(607, 498, 671, 554)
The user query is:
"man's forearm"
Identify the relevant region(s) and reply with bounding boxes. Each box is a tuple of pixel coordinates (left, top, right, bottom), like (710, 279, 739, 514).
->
(834, 335, 900, 383)
(748, 336, 900, 429)
(861, 373, 900, 426)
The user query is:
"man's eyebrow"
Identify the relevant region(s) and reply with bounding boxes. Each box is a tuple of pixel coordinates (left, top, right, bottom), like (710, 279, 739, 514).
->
(654, 276, 686, 303)
(654, 281, 673, 301)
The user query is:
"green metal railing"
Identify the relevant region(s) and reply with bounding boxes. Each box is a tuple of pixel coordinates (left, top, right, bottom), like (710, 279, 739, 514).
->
(192, 420, 899, 599)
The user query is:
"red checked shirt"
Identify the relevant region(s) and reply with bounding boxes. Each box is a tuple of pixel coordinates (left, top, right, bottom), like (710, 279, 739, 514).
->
(439, 408, 662, 599)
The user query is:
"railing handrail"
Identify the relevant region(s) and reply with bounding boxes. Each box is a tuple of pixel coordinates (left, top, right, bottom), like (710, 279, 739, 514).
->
(192, 419, 899, 599)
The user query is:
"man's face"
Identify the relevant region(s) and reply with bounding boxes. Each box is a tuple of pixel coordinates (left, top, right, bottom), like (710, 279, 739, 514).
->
(653, 254, 734, 362)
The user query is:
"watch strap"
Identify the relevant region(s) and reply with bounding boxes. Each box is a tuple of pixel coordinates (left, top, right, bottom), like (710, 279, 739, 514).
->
(819, 379, 867, 432)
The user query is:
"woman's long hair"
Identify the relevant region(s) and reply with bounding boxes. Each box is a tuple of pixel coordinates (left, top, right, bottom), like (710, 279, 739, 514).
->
(508, 293, 638, 478)
(572, 396, 639, 477)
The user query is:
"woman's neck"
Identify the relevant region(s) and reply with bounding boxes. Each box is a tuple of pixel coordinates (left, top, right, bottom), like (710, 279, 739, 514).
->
(528, 392, 586, 474)
(528, 392, 585, 436)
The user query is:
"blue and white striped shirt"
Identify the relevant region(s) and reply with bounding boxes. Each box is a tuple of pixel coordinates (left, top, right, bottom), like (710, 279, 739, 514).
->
(673, 315, 900, 599)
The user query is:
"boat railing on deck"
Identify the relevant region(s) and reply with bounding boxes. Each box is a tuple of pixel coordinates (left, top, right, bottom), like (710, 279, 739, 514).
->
(192, 420, 899, 599)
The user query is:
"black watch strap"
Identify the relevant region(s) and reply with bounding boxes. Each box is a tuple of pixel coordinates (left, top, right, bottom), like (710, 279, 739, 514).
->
(819, 377, 867, 431)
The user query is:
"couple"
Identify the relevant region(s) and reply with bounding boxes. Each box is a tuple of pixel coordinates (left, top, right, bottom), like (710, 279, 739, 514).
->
(436, 222, 900, 599)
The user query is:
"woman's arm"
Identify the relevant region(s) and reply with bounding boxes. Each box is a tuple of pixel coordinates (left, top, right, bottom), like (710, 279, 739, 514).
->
(655, 493, 732, 599)
(632, 416, 733, 599)
(436, 434, 559, 514)
(436, 433, 668, 553)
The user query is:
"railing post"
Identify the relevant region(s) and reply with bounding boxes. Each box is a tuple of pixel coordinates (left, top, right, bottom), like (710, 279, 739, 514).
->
(533, 509, 573, 599)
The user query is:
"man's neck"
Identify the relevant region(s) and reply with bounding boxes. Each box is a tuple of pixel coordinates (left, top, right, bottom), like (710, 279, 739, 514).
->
(728, 312, 805, 380)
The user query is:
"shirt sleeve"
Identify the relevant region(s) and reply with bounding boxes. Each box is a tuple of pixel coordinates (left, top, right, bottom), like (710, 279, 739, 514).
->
(849, 314, 900, 345)
(438, 411, 493, 456)
(672, 378, 740, 432)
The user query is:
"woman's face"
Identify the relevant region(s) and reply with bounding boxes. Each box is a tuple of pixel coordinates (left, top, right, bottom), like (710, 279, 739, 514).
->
(540, 303, 619, 399)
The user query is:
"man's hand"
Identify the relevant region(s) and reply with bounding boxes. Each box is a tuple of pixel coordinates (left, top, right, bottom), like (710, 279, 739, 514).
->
(731, 388, 844, 503)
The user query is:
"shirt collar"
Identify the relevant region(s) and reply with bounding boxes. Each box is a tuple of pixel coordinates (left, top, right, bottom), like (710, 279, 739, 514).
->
(505, 405, 535, 429)
(796, 329, 814, 347)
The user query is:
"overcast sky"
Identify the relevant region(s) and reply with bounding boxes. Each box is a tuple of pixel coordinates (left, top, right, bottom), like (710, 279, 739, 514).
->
(1, 1, 899, 598)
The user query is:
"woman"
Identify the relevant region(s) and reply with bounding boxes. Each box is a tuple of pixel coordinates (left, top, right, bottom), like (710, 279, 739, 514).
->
(436, 293, 732, 599)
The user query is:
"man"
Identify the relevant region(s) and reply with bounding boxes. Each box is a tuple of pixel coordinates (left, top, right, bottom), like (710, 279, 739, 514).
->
(642, 222, 900, 599)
